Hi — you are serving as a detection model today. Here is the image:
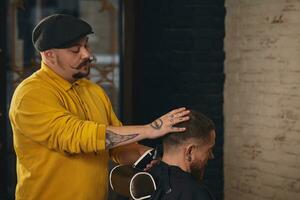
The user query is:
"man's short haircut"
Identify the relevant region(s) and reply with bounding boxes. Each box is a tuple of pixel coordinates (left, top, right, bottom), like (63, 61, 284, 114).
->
(163, 110, 215, 147)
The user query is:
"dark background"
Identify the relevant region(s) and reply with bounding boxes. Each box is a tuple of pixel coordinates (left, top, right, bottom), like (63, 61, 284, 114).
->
(130, 0, 225, 199)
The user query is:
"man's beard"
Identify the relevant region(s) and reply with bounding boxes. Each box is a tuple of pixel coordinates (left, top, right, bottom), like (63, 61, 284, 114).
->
(72, 66, 90, 79)
(190, 161, 205, 181)
(72, 58, 91, 80)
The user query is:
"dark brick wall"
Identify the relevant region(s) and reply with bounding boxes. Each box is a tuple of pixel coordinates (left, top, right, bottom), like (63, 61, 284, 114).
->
(131, 0, 225, 199)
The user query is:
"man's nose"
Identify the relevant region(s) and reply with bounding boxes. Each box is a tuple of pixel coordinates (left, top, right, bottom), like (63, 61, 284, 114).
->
(80, 47, 91, 59)
(209, 151, 214, 160)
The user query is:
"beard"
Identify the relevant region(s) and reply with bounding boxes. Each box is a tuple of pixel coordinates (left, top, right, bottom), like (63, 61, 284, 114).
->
(190, 160, 205, 181)
(72, 66, 90, 79)
(71, 58, 91, 80)
(56, 55, 92, 81)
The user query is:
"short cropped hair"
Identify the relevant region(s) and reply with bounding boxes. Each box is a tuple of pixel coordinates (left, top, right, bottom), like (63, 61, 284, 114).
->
(163, 110, 215, 147)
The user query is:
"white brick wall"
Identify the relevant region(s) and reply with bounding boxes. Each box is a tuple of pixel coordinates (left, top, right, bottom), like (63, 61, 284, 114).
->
(224, 0, 300, 199)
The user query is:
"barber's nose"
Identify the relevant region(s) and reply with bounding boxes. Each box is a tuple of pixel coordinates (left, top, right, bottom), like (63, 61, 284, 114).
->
(80, 47, 91, 59)
(209, 151, 214, 160)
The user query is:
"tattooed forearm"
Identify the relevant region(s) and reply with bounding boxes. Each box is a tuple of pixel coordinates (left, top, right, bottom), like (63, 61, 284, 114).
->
(105, 130, 139, 149)
(150, 119, 163, 130)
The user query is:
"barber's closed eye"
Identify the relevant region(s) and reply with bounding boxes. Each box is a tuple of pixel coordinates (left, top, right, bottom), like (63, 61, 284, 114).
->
(70, 47, 80, 53)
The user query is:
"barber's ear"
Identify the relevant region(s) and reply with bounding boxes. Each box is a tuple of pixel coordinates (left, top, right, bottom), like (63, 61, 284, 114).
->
(41, 50, 56, 64)
(44, 50, 54, 58)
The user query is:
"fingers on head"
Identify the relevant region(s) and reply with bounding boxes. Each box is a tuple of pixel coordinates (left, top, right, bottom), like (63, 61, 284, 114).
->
(175, 116, 189, 124)
(171, 107, 186, 115)
(171, 126, 186, 132)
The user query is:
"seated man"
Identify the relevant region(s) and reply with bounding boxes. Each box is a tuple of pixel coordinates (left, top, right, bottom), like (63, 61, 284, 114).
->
(148, 110, 216, 200)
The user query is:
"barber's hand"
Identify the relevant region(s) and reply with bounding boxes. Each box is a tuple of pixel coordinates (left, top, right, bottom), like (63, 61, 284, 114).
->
(146, 107, 190, 139)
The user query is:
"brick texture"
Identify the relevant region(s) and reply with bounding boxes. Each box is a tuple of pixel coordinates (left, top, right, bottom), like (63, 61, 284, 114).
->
(224, 0, 300, 199)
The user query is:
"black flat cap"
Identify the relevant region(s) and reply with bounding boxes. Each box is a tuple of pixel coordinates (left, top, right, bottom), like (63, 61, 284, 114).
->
(32, 14, 93, 52)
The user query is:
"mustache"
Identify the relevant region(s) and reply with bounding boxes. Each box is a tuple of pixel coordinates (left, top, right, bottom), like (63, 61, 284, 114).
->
(73, 56, 96, 70)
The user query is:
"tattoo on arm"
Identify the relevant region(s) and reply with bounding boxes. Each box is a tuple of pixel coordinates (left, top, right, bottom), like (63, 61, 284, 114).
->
(105, 130, 139, 149)
(150, 119, 163, 130)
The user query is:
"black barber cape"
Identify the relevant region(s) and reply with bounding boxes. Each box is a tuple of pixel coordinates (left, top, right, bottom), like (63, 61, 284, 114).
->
(148, 161, 215, 200)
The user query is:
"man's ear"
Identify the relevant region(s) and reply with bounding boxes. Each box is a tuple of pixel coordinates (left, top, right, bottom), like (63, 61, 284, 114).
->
(42, 50, 55, 59)
(41, 50, 56, 65)
(184, 144, 196, 162)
